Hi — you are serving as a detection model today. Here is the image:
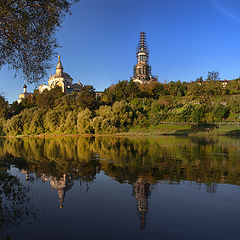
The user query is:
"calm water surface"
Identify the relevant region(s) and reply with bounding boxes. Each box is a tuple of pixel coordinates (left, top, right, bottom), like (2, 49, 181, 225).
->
(1, 136, 240, 240)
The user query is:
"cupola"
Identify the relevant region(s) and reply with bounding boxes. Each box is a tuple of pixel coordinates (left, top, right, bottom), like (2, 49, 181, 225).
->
(56, 55, 63, 75)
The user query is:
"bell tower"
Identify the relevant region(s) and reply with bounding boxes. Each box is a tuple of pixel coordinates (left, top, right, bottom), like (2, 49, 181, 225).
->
(131, 32, 157, 84)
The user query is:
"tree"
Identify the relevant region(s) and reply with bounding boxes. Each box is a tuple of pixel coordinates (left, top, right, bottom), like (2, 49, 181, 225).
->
(36, 86, 64, 109)
(0, 0, 79, 83)
(191, 106, 205, 123)
(125, 80, 139, 99)
(206, 71, 220, 81)
(113, 80, 129, 101)
(0, 95, 8, 119)
(75, 86, 98, 111)
(213, 104, 230, 122)
(8, 100, 24, 117)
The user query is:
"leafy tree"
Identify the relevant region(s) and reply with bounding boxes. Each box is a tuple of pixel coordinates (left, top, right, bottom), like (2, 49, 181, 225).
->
(213, 104, 230, 122)
(0, 118, 6, 135)
(75, 86, 98, 110)
(44, 109, 61, 132)
(191, 106, 205, 123)
(228, 99, 240, 114)
(125, 80, 139, 99)
(4, 111, 25, 135)
(113, 80, 129, 101)
(0, 0, 79, 82)
(0, 95, 8, 119)
(92, 105, 117, 134)
(101, 85, 116, 105)
(206, 71, 220, 81)
(199, 94, 211, 107)
(149, 100, 167, 125)
(36, 86, 64, 109)
(112, 101, 133, 130)
(227, 79, 240, 95)
(64, 111, 77, 134)
(167, 81, 187, 97)
(205, 80, 222, 96)
(77, 108, 94, 134)
(187, 81, 205, 98)
(28, 111, 45, 134)
(8, 100, 24, 117)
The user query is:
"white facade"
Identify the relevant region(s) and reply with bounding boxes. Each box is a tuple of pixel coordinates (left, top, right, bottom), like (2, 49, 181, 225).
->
(39, 55, 82, 93)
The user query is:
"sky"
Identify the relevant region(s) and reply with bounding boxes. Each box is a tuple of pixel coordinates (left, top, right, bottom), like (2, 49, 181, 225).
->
(1, 0, 240, 103)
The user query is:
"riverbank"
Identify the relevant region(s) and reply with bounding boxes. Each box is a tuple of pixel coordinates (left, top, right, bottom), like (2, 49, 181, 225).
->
(126, 123, 240, 136)
(2, 123, 240, 138)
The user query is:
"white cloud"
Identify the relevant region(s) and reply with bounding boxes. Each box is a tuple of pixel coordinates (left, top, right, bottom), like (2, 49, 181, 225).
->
(214, 0, 240, 25)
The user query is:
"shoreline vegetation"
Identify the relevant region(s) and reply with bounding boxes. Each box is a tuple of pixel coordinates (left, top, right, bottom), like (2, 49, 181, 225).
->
(2, 123, 240, 138)
(1, 74, 240, 137)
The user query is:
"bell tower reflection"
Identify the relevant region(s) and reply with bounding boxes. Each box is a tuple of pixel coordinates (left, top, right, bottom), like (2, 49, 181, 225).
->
(133, 178, 151, 229)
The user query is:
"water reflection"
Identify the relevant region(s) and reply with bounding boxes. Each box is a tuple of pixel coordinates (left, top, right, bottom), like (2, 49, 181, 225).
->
(1, 136, 240, 186)
(1, 136, 240, 239)
(41, 173, 73, 208)
(0, 166, 35, 238)
(133, 178, 151, 229)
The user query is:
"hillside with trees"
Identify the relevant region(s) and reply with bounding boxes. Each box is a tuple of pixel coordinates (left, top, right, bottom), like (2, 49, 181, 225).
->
(1, 72, 240, 136)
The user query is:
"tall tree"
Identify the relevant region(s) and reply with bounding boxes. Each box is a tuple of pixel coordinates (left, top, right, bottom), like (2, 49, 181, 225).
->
(206, 71, 220, 81)
(0, 0, 79, 83)
(0, 95, 8, 119)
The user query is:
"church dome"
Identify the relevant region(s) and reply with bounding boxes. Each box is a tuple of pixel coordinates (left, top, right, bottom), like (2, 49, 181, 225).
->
(51, 72, 72, 81)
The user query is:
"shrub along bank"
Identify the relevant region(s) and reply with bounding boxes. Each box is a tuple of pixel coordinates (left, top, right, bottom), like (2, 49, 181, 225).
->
(1, 75, 240, 136)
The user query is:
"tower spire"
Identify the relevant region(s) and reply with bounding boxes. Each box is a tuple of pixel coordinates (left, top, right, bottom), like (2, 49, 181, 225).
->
(131, 32, 157, 84)
(137, 32, 148, 54)
(56, 54, 63, 75)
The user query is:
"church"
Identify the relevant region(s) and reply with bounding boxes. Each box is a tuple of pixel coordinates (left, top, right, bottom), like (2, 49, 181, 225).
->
(17, 55, 102, 103)
(17, 84, 33, 103)
(18, 33, 157, 103)
(39, 55, 83, 93)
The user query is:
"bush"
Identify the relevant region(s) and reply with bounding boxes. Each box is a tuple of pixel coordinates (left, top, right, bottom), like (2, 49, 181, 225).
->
(77, 109, 94, 134)
(64, 111, 78, 134)
(0, 118, 6, 136)
(191, 106, 205, 123)
(5, 114, 24, 136)
(149, 100, 168, 125)
(29, 111, 45, 134)
(44, 110, 62, 133)
(213, 104, 230, 122)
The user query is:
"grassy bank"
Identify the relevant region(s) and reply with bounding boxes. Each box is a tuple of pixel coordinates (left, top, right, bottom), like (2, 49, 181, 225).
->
(2, 123, 240, 138)
(126, 123, 240, 136)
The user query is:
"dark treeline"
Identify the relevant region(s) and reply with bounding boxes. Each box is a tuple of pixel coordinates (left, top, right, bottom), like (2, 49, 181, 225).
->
(1, 71, 240, 136)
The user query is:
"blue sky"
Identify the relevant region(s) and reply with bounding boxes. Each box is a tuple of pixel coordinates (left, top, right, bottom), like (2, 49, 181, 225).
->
(1, 0, 240, 102)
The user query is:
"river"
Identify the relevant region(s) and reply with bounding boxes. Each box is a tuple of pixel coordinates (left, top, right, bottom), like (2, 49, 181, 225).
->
(1, 136, 240, 240)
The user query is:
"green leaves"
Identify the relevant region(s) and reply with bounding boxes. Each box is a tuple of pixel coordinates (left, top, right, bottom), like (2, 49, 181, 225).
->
(0, 0, 79, 82)
(213, 104, 230, 122)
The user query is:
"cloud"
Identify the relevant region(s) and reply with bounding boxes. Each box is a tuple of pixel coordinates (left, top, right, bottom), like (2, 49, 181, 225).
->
(214, 0, 240, 25)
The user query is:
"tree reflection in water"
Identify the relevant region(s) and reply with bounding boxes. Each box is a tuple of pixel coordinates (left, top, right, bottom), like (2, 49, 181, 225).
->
(1, 135, 240, 236)
(0, 167, 35, 239)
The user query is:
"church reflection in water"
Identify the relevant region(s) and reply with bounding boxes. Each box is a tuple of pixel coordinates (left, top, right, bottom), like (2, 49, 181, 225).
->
(40, 173, 74, 208)
(20, 169, 153, 229)
(21, 170, 75, 208)
(133, 178, 151, 229)
(5, 135, 240, 233)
